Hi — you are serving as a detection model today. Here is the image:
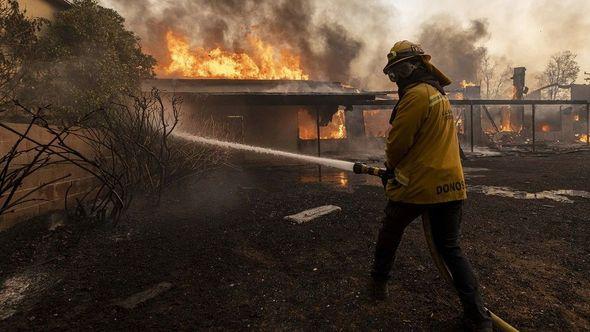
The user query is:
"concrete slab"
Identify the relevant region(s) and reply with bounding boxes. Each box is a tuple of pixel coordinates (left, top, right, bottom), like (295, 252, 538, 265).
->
(284, 205, 341, 224)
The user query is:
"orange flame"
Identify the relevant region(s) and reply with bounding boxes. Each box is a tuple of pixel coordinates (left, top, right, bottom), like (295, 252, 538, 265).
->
(298, 109, 347, 140)
(460, 80, 476, 88)
(541, 124, 551, 132)
(500, 106, 513, 132)
(160, 30, 309, 80)
(578, 134, 589, 143)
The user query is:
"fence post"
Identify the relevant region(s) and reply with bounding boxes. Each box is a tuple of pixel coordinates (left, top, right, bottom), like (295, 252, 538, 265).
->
(470, 103, 474, 153)
(315, 107, 322, 181)
(536, 104, 540, 153)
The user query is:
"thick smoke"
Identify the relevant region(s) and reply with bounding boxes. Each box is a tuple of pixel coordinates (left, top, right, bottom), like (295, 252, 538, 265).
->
(418, 17, 489, 87)
(100, 0, 396, 87)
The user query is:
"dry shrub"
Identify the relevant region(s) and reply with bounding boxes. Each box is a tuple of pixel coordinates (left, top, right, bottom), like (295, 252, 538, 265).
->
(0, 89, 228, 224)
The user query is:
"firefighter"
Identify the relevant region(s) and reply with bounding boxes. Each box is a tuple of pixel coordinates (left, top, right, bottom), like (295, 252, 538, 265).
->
(371, 40, 492, 331)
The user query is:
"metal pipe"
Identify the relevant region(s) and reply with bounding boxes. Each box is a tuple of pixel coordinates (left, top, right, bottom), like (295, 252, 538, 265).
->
(532, 104, 536, 152)
(521, 107, 525, 133)
(482, 106, 500, 133)
(315, 108, 322, 180)
(470, 103, 474, 153)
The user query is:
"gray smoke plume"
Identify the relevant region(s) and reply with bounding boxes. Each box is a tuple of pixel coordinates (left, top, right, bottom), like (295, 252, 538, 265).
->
(99, 0, 396, 86)
(418, 17, 489, 87)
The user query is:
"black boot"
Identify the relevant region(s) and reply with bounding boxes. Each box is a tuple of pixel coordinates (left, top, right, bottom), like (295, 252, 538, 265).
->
(368, 278, 388, 301)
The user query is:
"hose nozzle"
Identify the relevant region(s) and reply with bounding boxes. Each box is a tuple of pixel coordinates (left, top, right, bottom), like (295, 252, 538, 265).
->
(353, 162, 387, 177)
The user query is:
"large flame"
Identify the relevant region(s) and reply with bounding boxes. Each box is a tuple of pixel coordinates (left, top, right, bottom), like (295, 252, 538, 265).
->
(160, 31, 309, 80)
(298, 109, 347, 140)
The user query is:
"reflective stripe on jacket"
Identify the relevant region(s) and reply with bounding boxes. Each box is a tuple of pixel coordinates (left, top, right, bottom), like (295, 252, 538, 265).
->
(385, 82, 466, 204)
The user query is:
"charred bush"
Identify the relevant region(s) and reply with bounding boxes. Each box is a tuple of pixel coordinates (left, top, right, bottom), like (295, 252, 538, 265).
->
(0, 90, 227, 225)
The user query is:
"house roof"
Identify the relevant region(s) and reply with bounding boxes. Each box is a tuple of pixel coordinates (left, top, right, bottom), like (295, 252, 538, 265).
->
(141, 79, 378, 107)
(142, 79, 361, 94)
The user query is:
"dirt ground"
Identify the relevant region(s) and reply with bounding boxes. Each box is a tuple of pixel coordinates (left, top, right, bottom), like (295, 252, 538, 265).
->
(1, 151, 589, 331)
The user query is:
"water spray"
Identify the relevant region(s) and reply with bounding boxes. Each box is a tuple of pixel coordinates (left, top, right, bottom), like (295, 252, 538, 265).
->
(173, 131, 355, 172)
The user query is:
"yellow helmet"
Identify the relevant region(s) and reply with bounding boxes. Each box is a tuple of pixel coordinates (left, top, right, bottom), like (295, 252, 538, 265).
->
(383, 40, 452, 86)
(383, 40, 431, 74)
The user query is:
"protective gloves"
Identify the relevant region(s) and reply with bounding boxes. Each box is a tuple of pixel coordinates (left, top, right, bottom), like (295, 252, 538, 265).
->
(381, 164, 395, 189)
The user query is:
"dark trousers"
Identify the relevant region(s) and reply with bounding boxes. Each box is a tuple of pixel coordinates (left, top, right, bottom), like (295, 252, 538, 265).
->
(372, 200, 490, 323)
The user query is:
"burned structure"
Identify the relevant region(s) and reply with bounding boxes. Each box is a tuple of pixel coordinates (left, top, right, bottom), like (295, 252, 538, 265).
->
(142, 79, 386, 159)
(444, 68, 590, 150)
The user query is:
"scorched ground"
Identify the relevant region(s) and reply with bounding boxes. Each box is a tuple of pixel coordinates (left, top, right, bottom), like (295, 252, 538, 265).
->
(0, 152, 589, 330)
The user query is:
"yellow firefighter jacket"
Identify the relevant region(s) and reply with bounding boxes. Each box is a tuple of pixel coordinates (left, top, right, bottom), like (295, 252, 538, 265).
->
(385, 82, 466, 204)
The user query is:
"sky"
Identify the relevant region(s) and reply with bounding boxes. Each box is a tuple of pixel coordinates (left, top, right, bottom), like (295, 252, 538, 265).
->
(389, 0, 590, 83)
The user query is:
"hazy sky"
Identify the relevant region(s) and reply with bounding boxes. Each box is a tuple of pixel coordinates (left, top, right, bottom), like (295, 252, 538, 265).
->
(389, 0, 590, 83)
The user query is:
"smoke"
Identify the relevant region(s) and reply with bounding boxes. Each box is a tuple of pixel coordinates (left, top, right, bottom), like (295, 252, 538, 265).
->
(98, 0, 590, 89)
(99, 0, 396, 87)
(418, 17, 489, 87)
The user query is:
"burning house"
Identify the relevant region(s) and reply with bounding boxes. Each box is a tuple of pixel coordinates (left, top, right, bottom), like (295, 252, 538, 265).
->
(138, 29, 392, 160)
(142, 78, 379, 159)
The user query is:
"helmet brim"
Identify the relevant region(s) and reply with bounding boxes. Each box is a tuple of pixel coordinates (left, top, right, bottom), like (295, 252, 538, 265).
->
(423, 61, 452, 87)
(383, 54, 431, 74)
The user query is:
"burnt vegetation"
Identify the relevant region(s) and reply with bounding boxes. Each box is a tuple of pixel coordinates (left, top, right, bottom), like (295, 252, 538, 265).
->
(0, 0, 227, 224)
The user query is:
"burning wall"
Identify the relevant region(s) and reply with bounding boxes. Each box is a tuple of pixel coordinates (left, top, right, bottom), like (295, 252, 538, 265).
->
(142, 79, 378, 159)
(298, 109, 347, 140)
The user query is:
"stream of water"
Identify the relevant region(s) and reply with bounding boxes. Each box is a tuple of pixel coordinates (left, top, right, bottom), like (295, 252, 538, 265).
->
(173, 130, 356, 172)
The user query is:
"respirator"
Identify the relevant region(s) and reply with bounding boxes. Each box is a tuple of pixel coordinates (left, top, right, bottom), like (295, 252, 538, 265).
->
(387, 61, 418, 82)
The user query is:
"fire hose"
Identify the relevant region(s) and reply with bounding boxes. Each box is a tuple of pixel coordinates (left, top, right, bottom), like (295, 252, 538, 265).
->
(353, 162, 518, 332)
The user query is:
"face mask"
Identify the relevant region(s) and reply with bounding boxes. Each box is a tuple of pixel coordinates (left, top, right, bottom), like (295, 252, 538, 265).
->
(388, 71, 397, 82)
(387, 61, 418, 82)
